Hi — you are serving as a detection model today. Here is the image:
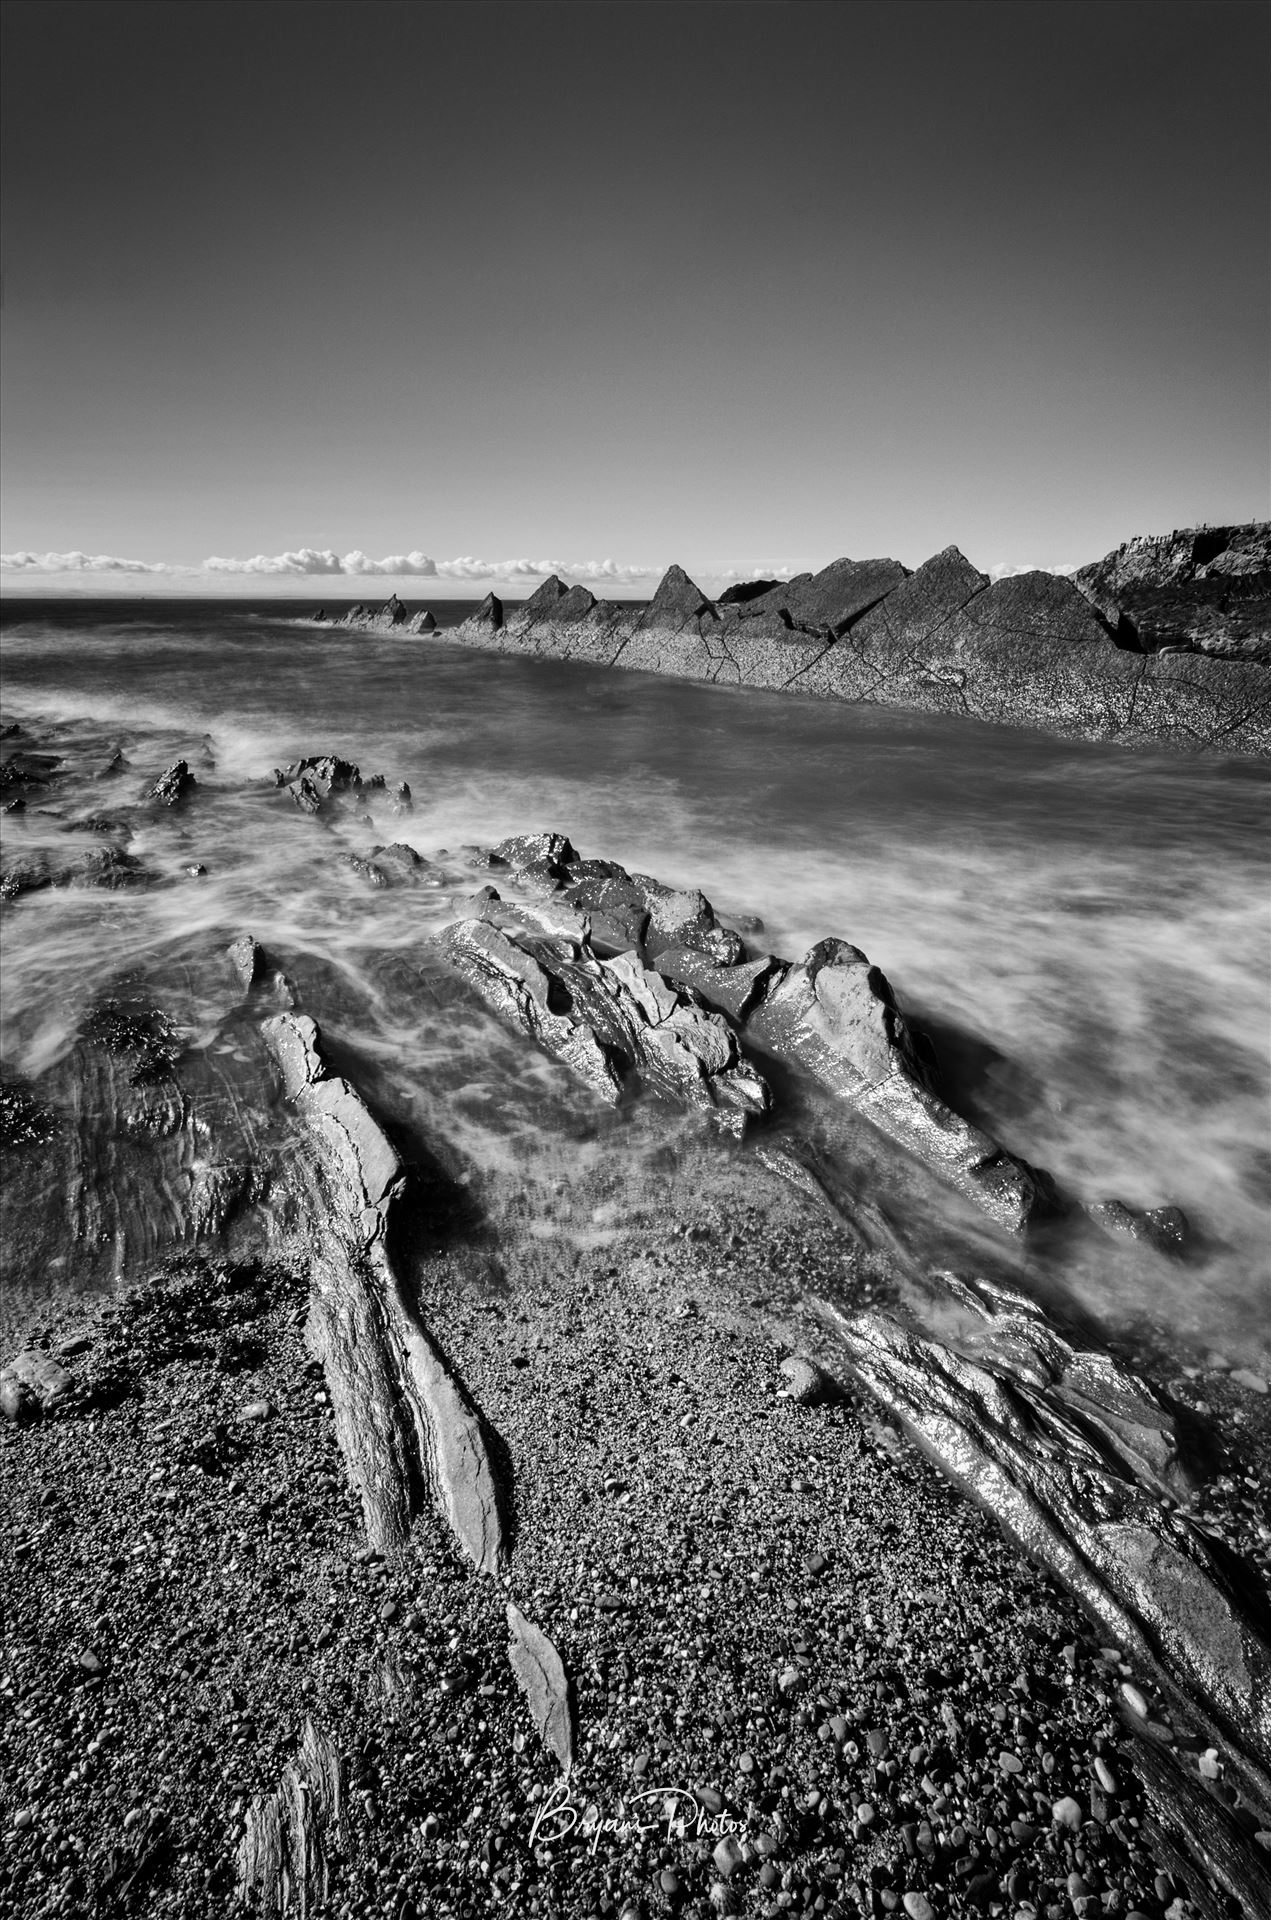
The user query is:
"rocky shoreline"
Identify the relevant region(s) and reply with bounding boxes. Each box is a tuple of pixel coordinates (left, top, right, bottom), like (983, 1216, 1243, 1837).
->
(2, 728, 1270, 1919)
(315, 523, 1271, 759)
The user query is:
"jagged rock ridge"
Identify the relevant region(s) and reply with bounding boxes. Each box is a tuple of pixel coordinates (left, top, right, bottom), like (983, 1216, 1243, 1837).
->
(319, 525, 1270, 754)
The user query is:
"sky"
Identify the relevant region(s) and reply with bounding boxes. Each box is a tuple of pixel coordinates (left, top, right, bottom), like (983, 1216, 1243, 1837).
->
(1, 0, 1268, 598)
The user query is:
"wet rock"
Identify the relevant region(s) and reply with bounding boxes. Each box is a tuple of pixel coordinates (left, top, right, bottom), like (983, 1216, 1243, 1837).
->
(827, 1276, 1271, 1818)
(1, 845, 146, 902)
(146, 761, 196, 806)
(0, 1080, 59, 1150)
(744, 939, 1049, 1231)
(344, 841, 441, 889)
(274, 754, 379, 817)
(81, 998, 181, 1084)
(1088, 1199, 1189, 1256)
(226, 933, 277, 994)
(436, 918, 770, 1136)
(507, 1603, 574, 1775)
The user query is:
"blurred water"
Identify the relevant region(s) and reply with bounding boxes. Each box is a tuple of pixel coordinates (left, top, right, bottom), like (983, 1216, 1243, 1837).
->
(2, 597, 1268, 1355)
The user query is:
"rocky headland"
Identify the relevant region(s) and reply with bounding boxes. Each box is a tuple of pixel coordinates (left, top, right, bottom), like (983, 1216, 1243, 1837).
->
(2, 712, 1270, 1920)
(320, 524, 1271, 758)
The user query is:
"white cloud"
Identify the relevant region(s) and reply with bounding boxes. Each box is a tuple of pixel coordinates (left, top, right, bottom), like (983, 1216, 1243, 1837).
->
(0, 549, 170, 573)
(342, 550, 438, 576)
(203, 547, 346, 575)
(989, 561, 1078, 581)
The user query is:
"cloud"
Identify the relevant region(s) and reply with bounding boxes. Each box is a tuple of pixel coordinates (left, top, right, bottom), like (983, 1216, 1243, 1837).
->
(0, 549, 170, 573)
(989, 561, 1078, 580)
(709, 564, 799, 585)
(203, 547, 346, 575)
(199, 549, 655, 584)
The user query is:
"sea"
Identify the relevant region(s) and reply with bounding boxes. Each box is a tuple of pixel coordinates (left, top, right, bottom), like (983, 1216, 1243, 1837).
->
(1, 596, 1268, 1362)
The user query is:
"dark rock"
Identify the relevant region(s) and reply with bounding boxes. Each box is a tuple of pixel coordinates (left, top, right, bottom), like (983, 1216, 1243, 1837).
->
(743, 939, 1048, 1231)
(1074, 524, 1271, 662)
(1088, 1199, 1189, 1256)
(718, 578, 780, 607)
(635, 563, 719, 634)
(314, 606, 326, 623)
(519, 575, 572, 620)
(411, 610, 437, 633)
(436, 918, 770, 1136)
(474, 591, 504, 629)
(275, 754, 365, 816)
(384, 593, 408, 625)
(146, 761, 197, 807)
(726, 556, 910, 637)
(527, 583, 595, 627)
(0, 845, 146, 902)
(344, 842, 442, 889)
(0, 1080, 59, 1150)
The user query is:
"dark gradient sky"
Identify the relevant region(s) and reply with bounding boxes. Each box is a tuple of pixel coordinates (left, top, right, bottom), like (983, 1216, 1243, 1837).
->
(2, 0, 1268, 592)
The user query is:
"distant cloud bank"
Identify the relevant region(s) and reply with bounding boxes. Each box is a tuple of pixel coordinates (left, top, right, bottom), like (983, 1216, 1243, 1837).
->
(0, 546, 655, 585)
(202, 549, 653, 583)
(0, 550, 170, 574)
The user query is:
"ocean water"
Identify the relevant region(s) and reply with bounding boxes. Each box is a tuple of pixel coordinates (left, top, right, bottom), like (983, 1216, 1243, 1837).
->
(1, 597, 1268, 1358)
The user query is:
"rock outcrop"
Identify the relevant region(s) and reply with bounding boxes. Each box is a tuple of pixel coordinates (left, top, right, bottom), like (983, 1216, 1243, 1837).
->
(825, 1277, 1271, 1835)
(262, 1010, 503, 1572)
(1074, 523, 1271, 663)
(339, 532, 1271, 754)
(441, 837, 1052, 1229)
(146, 760, 197, 807)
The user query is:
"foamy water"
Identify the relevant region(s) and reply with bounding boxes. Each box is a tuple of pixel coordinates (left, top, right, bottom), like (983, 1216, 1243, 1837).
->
(2, 598, 1268, 1356)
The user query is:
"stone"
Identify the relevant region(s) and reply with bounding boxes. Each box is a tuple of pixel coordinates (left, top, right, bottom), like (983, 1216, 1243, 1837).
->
(146, 761, 196, 806)
(778, 1356, 838, 1406)
(238, 1400, 274, 1423)
(238, 1719, 344, 1912)
(473, 591, 503, 629)
(0, 1348, 75, 1420)
(508, 1604, 573, 1775)
(1088, 1198, 1189, 1256)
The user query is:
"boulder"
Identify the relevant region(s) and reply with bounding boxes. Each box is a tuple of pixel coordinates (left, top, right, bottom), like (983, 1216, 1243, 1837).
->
(473, 591, 504, 629)
(0, 1348, 76, 1422)
(274, 754, 367, 816)
(411, 610, 437, 633)
(384, 594, 409, 626)
(343, 842, 443, 889)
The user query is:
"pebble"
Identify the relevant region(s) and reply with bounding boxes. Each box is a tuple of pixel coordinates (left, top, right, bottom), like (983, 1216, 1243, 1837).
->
(379, 1600, 398, 1624)
(1052, 1795, 1083, 1829)
(695, 1785, 724, 1814)
(658, 1868, 680, 1896)
(856, 1802, 876, 1827)
(1119, 1682, 1148, 1717)
(1231, 1367, 1269, 1394)
(1094, 1757, 1118, 1794)
(736, 1750, 755, 1774)
(804, 1550, 828, 1577)
(903, 1896, 935, 1920)
(998, 1749, 1023, 1773)
(713, 1835, 743, 1877)
(778, 1356, 836, 1405)
(12, 1809, 34, 1831)
(237, 1399, 274, 1423)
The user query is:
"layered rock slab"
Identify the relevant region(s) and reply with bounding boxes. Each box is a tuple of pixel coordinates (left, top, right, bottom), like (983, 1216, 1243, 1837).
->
(825, 1279, 1271, 1835)
(436, 918, 769, 1136)
(262, 1009, 503, 1571)
(238, 1718, 344, 1918)
(507, 1604, 574, 1776)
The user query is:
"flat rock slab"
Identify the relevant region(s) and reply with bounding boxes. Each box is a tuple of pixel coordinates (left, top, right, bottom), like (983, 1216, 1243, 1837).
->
(507, 1603, 574, 1775)
(238, 1718, 343, 1917)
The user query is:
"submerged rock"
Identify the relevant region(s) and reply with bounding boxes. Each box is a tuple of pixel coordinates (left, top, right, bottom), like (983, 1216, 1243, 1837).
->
(0, 845, 146, 902)
(1088, 1197, 1189, 1256)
